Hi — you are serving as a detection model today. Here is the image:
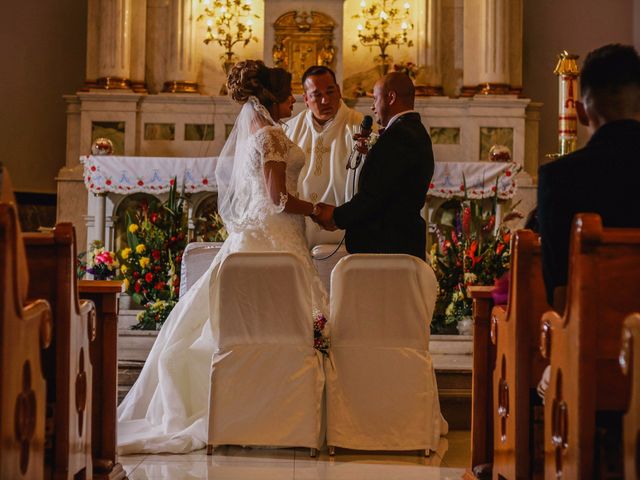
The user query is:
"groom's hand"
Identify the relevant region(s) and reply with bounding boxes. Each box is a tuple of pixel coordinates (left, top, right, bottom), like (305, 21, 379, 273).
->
(313, 203, 337, 231)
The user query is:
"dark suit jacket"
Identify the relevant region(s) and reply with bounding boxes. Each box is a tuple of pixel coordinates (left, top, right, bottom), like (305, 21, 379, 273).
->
(333, 112, 434, 260)
(537, 119, 640, 304)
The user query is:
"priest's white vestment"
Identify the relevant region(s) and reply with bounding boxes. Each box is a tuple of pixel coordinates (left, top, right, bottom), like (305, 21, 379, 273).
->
(286, 100, 364, 246)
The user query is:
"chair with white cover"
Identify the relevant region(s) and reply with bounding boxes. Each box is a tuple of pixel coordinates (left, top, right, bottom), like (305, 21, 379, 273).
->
(179, 242, 223, 299)
(207, 252, 325, 455)
(311, 243, 348, 295)
(325, 254, 448, 455)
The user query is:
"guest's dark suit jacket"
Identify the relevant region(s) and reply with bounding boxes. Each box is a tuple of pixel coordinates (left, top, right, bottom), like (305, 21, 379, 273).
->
(333, 112, 434, 260)
(537, 119, 640, 304)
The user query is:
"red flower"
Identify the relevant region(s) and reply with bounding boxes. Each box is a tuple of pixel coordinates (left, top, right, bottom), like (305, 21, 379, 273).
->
(169, 178, 175, 185)
(150, 212, 158, 223)
(154, 282, 165, 290)
(461, 206, 471, 236)
(202, 178, 209, 185)
(134, 282, 141, 293)
(133, 271, 140, 279)
(137, 179, 144, 186)
(496, 243, 505, 255)
(152, 249, 161, 260)
(145, 272, 154, 283)
(505, 170, 512, 177)
(483, 215, 495, 233)
(106, 179, 112, 186)
(91, 165, 96, 171)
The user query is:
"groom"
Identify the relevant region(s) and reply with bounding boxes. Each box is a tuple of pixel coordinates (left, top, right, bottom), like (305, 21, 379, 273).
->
(312, 72, 434, 260)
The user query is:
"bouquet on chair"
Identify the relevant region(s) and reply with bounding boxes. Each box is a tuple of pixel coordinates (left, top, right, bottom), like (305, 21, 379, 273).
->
(84, 240, 119, 280)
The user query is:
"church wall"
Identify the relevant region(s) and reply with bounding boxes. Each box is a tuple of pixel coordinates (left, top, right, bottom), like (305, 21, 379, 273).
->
(0, 0, 87, 193)
(523, 0, 634, 167)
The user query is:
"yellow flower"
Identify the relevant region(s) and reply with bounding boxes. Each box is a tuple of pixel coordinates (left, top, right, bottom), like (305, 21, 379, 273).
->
(129, 224, 139, 233)
(139, 257, 150, 269)
(135, 244, 146, 254)
(123, 278, 130, 291)
(121, 264, 128, 274)
(121, 247, 132, 260)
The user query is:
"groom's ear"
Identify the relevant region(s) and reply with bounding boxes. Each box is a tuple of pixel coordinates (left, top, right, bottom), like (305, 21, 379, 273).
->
(388, 90, 397, 106)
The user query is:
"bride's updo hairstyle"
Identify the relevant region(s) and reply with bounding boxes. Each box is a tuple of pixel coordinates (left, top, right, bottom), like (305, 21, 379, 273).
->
(227, 60, 292, 110)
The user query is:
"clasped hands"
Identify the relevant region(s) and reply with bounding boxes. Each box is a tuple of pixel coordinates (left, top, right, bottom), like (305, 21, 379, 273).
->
(310, 203, 337, 231)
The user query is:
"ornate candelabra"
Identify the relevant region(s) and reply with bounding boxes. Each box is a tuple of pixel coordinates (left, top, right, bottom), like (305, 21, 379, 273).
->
(198, 0, 259, 92)
(352, 0, 414, 76)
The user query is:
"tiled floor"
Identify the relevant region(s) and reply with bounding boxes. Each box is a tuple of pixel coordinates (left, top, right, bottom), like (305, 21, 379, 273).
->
(120, 430, 469, 479)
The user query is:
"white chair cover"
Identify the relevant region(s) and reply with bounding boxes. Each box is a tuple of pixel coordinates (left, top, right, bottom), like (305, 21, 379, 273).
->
(208, 252, 325, 449)
(311, 243, 349, 295)
(179, 242, 222, 299)
(326, 254, 448, 451)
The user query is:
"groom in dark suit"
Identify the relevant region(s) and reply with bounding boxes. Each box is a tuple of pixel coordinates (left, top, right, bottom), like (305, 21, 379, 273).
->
(312, 72, 434, 260)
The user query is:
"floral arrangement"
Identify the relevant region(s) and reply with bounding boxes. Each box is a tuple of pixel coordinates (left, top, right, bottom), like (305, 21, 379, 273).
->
(194, 210, 228, 243)
(83, 240, 119, 280)
(118, 180, 189, 329)
(313, 310, 330, 355)
(429, 185, 515, 333)
(393, 61, 419, 79)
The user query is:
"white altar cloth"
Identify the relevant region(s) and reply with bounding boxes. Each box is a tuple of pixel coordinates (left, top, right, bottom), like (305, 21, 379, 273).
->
(81, 155, 518, 199)
(80, 155, 218, 194)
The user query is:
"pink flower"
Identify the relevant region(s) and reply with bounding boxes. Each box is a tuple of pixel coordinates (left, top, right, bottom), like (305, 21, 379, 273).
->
(95, 251, 114, 265)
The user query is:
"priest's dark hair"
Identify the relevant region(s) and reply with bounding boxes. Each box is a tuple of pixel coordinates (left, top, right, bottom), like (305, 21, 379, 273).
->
(301, 65, 338, 88)
(580, 44, 640, 118)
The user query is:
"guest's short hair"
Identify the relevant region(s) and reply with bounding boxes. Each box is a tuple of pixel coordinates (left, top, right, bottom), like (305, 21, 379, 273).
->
(301, 66, 338, 89)
(580, 44, 640, 116)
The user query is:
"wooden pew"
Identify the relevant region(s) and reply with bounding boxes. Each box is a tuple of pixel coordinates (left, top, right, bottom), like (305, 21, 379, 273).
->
(24, 224, 96, 480)
(466, 285, 496, 479)
(490, 230, 550, 480)
(620, 313, 640, 480)
(1, 165, 52, 479)
(78, 280, 125, 480)
(541, 213, 637, 480)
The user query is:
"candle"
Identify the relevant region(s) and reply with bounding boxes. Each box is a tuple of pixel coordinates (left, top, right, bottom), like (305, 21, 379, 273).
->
(554, 51, 580, 155)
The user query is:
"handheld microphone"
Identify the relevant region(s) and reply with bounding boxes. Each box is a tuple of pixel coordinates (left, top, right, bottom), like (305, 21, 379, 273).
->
(346, 115, 374, 170)
(359, 115, 373, 139)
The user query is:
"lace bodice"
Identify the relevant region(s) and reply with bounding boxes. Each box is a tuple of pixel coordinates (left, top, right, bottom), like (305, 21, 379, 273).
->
(251, 125, 305, 197)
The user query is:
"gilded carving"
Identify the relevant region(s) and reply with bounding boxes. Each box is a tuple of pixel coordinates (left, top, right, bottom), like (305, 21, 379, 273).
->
(272, 11, 337, 93)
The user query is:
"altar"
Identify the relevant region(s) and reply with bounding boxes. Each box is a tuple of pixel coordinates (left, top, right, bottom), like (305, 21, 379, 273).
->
(81, 153, 521, 253)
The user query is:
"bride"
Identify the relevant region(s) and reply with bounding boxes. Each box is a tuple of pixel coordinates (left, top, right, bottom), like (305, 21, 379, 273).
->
(117, 60, 328, 454)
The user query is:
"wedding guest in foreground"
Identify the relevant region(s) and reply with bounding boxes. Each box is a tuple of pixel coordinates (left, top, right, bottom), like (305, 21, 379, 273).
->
(313, 72, 434, 260)
(537, 43, 640, 309)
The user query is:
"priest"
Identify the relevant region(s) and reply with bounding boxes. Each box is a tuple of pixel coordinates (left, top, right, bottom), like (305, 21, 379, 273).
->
(286, 66, 366, 246)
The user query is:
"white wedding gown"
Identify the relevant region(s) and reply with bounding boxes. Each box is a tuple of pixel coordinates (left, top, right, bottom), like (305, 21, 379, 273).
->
(117, 125, 329, 454)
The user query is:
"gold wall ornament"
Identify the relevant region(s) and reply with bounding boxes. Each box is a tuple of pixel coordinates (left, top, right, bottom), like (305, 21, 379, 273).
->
(272, 11, 337, 93)
(352, 0, 414, 75)
(554, 51, 580, 155)
(198, 0, 259, 88)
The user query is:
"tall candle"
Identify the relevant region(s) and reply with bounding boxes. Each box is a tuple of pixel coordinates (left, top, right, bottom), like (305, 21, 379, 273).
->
(554, 51, 580, 155)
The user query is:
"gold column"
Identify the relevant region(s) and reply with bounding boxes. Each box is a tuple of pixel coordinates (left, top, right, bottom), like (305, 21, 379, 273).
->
(95, 0, 133, 89)
(163, 0, 199, 93)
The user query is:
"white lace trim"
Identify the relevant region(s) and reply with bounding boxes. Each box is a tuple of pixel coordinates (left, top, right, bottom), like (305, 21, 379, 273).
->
(276, 192, 288, 213)
(248, 96, 277, 126)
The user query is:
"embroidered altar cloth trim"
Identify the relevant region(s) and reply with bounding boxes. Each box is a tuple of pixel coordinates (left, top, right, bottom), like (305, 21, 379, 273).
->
(80, 155, 218, 194)
(429, 161, 519, 199)
(81, 155, 518, 199)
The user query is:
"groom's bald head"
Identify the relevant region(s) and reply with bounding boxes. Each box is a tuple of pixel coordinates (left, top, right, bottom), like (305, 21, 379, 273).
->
(372, 72, 415, 127)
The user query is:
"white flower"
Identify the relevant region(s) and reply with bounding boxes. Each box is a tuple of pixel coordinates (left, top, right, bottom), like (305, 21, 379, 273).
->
(367, 132, 380, 148)
(464, 272, 477, 284)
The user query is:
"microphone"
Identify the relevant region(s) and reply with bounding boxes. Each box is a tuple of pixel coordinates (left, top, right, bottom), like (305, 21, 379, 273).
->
(359, 115, 373, 139)
(346, 115, 374, 170)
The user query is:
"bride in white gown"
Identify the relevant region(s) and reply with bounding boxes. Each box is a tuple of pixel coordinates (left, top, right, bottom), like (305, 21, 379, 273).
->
(117, 60, 329, 454)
